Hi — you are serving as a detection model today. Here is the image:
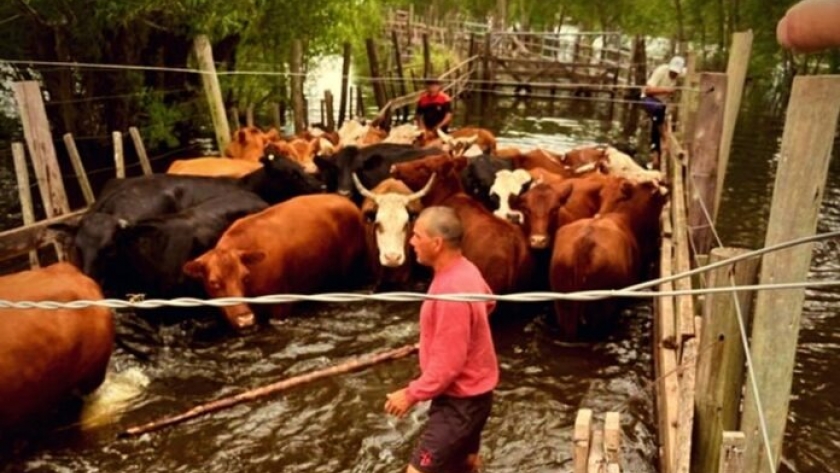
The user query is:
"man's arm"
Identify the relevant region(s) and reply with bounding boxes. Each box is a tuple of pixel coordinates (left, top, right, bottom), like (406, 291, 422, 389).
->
(434, 101, 453, 130)
(406, 301, 472, 403)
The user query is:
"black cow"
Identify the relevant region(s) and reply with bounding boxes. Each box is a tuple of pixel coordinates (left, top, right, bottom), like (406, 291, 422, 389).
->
(460, 153, 515, 210)
(314, 143, 443, 204)
(105, 190, 269, 299)
(50, 153, 324, 280)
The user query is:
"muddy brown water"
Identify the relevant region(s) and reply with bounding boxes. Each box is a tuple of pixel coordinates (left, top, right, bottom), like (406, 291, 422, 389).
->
(0, 92, 837, 473)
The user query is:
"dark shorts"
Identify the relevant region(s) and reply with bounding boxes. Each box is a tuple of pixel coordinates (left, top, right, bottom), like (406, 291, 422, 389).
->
(642, 96, 666, 123)
(410, 391, 494, 473)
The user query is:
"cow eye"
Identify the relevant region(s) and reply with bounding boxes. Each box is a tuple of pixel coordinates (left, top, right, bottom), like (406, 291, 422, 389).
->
(363, 211, 376, 223)
(407, 211, 419, 221)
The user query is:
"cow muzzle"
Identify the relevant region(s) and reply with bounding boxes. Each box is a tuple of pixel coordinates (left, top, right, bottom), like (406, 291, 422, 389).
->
(381, 252, 405, 267)
(225, 308, 256, 330)
(529, 234, 549, 249)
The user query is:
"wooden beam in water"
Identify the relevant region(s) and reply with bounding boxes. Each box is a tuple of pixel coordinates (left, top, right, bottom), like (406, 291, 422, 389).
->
(741, 75, 840, 473)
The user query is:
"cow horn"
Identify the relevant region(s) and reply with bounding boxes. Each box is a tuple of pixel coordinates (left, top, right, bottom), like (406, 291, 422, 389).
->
(436, 128, 452, 144)
(407, 173, 437, 201)
(351, 172, 377, 200)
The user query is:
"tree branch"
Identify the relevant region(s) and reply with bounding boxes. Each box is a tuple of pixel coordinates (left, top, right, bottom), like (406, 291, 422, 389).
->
(14, 0, 47, 25)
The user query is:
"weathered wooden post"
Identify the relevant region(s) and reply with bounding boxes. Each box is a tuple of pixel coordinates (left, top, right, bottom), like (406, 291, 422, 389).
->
(193, 35, 231, 153)
(12, 143, 40, 268)
(718, 432, 746, 473)
(271, 102, 282, 130)
(365, 38, 387, 110)
(246, 104, 255, 127)
(422, 33, 432, 78)
(129, 127, 153, 176)
(693, 247, 760, 473)
(338, 42, 352, 127)
(687, 73, 728, 256)
(573, 409, 592, 473)
(230, 106, 241, 130)
(740, 75, 840, 473)
(714, 31, 753, 220)
(324, 90, 335, 131)
(63, 134, 95, 206)
(13, 81, 71, 258)
(357, 86, 366, 118)
(391, 30, 409, 120)
(113, 131, 125, 179)
(678, 52, 699, 145)
(291, 39, 306, 134)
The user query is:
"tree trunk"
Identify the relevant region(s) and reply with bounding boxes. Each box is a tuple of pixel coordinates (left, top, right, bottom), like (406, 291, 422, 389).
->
(673, 0, 686, 43)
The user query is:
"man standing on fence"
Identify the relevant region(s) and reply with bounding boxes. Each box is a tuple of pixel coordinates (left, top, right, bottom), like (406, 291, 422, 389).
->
(416, 78, 453, 139)
(384, 206, 498, 473)
(641, 55, 685, 170)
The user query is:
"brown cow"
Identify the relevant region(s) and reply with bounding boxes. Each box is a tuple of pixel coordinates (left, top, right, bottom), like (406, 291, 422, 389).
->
(183, 194, 369, 329)
(495, 146, 522, 159)
(167, 157, 262, 177)
(0, 262, 114, 431)
(512, 174, 617, 249)
(224, 127, 280, 162)
(549, 178, 668, 338)
(390, 154, 532, 294)
(354, 175, 435, 288)
(509, 149, 579, 177)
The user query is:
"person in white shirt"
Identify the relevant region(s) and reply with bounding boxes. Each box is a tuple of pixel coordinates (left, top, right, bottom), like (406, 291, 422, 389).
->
(641, 56, 685, 169)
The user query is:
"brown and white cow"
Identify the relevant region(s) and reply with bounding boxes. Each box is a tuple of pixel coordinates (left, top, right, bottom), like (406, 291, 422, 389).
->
(224, 126, 280, 162)
(390, 154, 532, 295)
(353, 174, 435, 287)
(0, 262, 114, 431)
(488, 169, 533, 221)
(183, 194, 369, 329)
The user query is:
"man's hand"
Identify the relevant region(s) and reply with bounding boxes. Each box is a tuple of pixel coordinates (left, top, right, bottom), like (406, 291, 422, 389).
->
(384, 388, 417, 418)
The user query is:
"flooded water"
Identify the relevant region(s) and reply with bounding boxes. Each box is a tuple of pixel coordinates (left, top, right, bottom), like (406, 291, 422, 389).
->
(0, 69, 838, 473)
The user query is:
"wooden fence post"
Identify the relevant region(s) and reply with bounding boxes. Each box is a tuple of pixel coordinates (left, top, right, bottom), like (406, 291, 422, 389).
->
(422, 33, 432, 78)
(740, 76, 840, 473)
(693, 247, 760, 473)
(63, 134, 95, 206)
(12, 143, 40, 268)
(129, 127, 153, 176)
(291, 39, 306, 134)
(391, 30, 409, 121)
(573, 409, 592, 473)
(365, 38, 387, 110)
(714, 31, 753, 220)
(679, 52, 699, 145)
(271, 102, 282, 130)
(246, 104, 255, 127)
(338, 42, 352, 127)
(687, 73, 727, 256)
(193, 35, 231, 153)
(113, 131, 125, 179)
(230, 106, 241, 130)
(718, 432, 746, 473)
(13, 81, 71, 221)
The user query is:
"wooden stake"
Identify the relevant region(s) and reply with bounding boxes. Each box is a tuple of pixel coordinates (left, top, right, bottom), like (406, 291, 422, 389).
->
(246, 104, 255, 128)
(587, 429, 604, 473)
(193, 35, 231, 153)
(120, 344, 418, 437)
(715, 31, 753, 220)
(338, 42, 352, 127)
(63, 133, 95, 206)
(693, 247, 760, 473)
(12, 81, 70, 219)
(129, 127, 152, 176)
(11, 143, 39, 268)
(422, 33, 432, 78)
(391, 30, 409, 120)
(230, 106, 241, 130)
(271, 102, 281, 130)
(604, 412, 621, 464)
(741, 75, 840, 473)
(291, 39, 306, 134)
(113, 131, 125, 179)
(324, 90, 335, 131)
(687, 73, 728, 256)
(574, 409, 592, 473)
(365, 38, 387, 110)
(718, 432, 745, 473)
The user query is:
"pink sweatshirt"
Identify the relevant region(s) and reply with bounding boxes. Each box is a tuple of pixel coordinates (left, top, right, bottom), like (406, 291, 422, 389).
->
(406, 256, 499, 402)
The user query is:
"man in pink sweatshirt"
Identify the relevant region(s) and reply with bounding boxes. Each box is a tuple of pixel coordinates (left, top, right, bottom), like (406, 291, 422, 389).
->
(384, 206, 499, 473)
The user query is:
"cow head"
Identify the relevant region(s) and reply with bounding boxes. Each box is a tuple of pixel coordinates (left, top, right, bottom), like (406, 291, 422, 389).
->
(513, 182, 574, 249)
(383, 124, 424, 145)
(224, 127, 275, 162)
(48, 213, 124, 279)
(183, 248, 266, 330)
(598, 179, 669, 228)
(251, 151, 326, 203)
(489, 169, 533, 223)
(353, 174, 435, 267)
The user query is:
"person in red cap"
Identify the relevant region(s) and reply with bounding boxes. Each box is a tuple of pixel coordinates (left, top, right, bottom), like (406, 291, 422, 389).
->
(384, 206, 498, 473)
(641, 55, 685, 170)
(415, 78, 453, 136)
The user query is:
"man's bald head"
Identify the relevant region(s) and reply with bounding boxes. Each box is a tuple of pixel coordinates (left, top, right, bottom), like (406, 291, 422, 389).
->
(418, 206, 463, 249)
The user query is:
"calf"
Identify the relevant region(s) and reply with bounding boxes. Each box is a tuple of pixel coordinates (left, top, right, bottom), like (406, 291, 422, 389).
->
(0, 263, 114, 431)
(353, 174, 435, 288)
(549, 178, 668, 338)
(183, 194, 369, 329)
(391, 155, 532, 295)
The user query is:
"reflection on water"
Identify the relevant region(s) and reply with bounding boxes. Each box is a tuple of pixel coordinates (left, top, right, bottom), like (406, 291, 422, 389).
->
(0, 80, 838, 473)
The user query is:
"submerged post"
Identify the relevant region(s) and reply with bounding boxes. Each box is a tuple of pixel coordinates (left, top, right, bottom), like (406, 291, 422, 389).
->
(740, 75, 840, 473)
(193, 35, 231, 153)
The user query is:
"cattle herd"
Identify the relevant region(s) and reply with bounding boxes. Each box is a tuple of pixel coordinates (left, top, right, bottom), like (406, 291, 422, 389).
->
(0, 118, 668, 434)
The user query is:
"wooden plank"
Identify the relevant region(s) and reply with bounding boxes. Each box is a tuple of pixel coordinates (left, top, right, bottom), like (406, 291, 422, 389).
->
(11, 143, 40, 268)
(674, 336, 699, 473)
(113, 131, 125, 179)
(129, 127, 152, 176)
(0, 209, 86, 261)
(693, 247, 760, 473)
(687, 73, 728, 255)
(587, 429, 605, 473)
(671, 151, 695, 344)
(574, 409, 592, 473)
(366, 38, 387, 110)
(718, 432, 746, 473)
(63, 133, 95, 206)
(193, 35, 231, 153)
(12, 81, 70, 219)
(246, 103, 255, 127)
(338, 42, 352, 127)
(741, 76, 840, 473)
(291, 39, 305, 134)
(324, 90, 335, 131)
(715, 31, 753, 220)
(604, 412, 621, 464)
(230, 106, 241, 130)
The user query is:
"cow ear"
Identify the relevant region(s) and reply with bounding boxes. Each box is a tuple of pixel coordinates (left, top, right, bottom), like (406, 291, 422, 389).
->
(183, 260, 206, 279)
(240, 250, 266, 266)
(363, 154, 384, 170)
